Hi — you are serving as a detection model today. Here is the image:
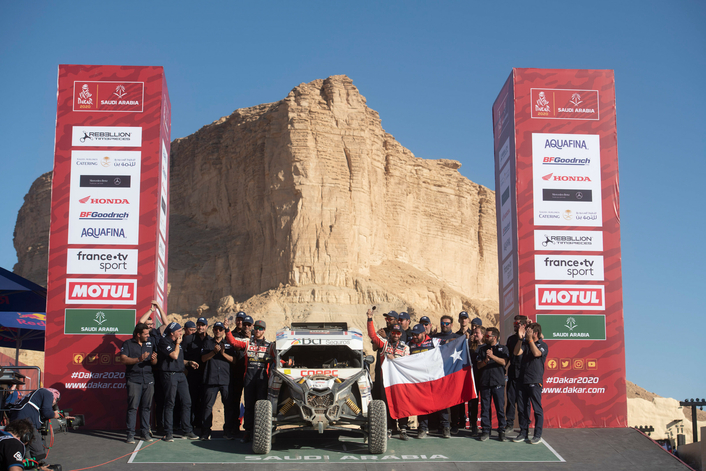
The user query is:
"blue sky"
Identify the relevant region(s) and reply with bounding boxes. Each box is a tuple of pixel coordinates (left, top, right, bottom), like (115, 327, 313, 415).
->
(1, 1, 704, 401)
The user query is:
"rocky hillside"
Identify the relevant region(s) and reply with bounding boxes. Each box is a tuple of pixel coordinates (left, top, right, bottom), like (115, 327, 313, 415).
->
(13, 75, 498, 329)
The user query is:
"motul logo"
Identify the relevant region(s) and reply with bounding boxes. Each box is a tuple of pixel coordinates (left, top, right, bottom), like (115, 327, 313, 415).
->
(65, 278, 137, 305)
(535, 284, 605, 311)
(79, 196, 130, 204)
(542, 173, 591, 182)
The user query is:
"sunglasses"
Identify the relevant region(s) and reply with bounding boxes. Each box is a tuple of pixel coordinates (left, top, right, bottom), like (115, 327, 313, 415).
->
(441, 322, 451, 326)
(214, 327, 224, 331)
(421, 322, 430, 326)
(244, 323, 253, 327)
(254, 326, 265, 331)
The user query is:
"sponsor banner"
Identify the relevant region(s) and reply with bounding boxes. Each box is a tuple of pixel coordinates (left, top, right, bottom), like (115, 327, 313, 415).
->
(73, 81, 144, 113)
(68, 151, 141, 245)
(535, 284, 605, 311)
(157, 262, 165, 293)
(534, 254, 604, 281)
(72, 126, 142, 147)
(64, 308, 136, 335)
(158, 237, 166, 263)
(498, 137, 511, 171)
(533, 133, 602, 227)
(502, 257, 514, 288)
(66, 248, 138, 275)
(48, 65, 170, 431)
(530, 88, 599, 120)
(536, 314, 606, 340)
(65, 278, 137, 305)
(534, 230, 603, 252)
(502, 284, 515, 318)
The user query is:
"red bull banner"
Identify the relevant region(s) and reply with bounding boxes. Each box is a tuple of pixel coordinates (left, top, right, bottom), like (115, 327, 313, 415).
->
(45, 65, 170, 429)
(493, 69, 626, 427)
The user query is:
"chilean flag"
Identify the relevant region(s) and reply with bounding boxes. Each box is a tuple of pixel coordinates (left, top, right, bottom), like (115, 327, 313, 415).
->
(382, 335, 477, 419)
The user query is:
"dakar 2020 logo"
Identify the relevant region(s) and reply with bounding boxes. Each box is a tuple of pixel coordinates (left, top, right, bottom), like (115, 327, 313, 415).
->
(77, 84, 93, 106)
(535, 91, 551, 115)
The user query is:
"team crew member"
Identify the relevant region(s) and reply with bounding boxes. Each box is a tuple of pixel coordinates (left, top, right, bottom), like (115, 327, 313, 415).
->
(432, 315, 460, 434)
(182, 317, 209, 430)
(8, 388, 62, 461)
(397, 312, 412, 343)
(420, 316, 433, 336)
(451, 311, 471, 433)
(406, 324, 449, 438)
(505, 315, 527, 432)
(367, 308, 410, 440)
(0, 419, 33, 471)
(138, 302, 169, 434)
(158, 322, 199, 441)
(512, 322, 548, 445)
(120, 322, 158, 443)
(468, 325, 485, 436)
(477, 327, 510, 441)
(199, 322, 235, 440)
(225, 319, 275, 443)
(184, 321, 197, 336)
(227, 311, 250, 438)
(371, 311, 399, 401)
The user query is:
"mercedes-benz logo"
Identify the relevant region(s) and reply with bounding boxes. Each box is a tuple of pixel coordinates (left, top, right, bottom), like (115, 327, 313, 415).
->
(576, 192, 583, 200)
(114, 178, 122, 186)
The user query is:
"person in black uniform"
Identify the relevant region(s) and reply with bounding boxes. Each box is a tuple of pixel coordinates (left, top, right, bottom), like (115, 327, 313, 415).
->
(505, 315, 528, 433)
(512, 322, 548, 445)
(158, 322, 199, 441)
(199, 322, 235, 440)
(451, 311, 472, 433)
(225, 319, 275, 443)
(477, 327, 510, 441)
(397, 312, 412, 343)
(184, 321, 197, 336)
(138, 302, 170, 434)
(226, 312, 251, 439)
(182, 316, 209, 430)
(0, 419, 34, 471)
(468, 325, 485, 436)
(120, 322, 158, 443)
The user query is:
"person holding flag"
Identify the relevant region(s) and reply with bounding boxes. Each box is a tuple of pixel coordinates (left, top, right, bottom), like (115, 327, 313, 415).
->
(367, 308, 410, 440)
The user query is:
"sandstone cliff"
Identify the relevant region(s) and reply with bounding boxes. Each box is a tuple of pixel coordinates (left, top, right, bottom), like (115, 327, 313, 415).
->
(13, 75, 498, 329)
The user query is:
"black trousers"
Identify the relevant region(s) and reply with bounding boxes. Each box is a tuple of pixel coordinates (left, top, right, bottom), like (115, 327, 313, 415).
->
(468, 397, 479, 431)
(126, 380, 154, 437)
(505, 377, 519, 428)
(480, 385, 506, 431)
(418, 408, 449, 431)
(518, 383, 544, 438)
(228, 364, 245, 433)
(243, 378, 268, 431)
(28, 425, 45, 461)
(201, 384, 230, 434)
(186, 367, 203, 428)
(153, 369, 164, 431)
(162, 371, 193, 435)
(450, 402, 467, 429)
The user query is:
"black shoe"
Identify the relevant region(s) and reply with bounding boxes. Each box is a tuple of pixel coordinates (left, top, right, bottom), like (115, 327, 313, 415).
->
(183, 431, 199, 440)
(417, 429, 428, 439)
(471, 427, 480, 437)
(140, 433, 155, 442)
(442, 427, 451, 439)
(399, 429, 409, 441)
(504, 423, 514, 432)
(241, 432, 252, 443)
(163, 434, 174, 442)
(512, 433, 528, 443)
(450, 426, 459, 435)
(479, 432, 490, 441)
(530, 436, 543, 445)
(126, 435, 135, 444)
(498, 431, 507, 442)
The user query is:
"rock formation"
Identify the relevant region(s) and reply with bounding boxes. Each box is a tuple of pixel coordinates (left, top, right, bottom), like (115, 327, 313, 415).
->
(13, 75, 498, 329)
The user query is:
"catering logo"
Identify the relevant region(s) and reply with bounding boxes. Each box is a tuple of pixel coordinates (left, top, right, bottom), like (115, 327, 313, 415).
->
(65, 279, 137, 305)
(535, 284, 605, 310)
(73, 81, 144, 112)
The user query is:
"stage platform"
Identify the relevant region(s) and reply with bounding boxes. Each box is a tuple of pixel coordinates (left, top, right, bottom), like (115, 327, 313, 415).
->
(45, 427, 690, 470)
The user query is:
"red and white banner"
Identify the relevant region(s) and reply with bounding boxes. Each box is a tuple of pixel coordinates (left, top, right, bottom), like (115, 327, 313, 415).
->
(45, 65, 170, 429)
(493, 69, 626, 428)
(382, 336, 476, 420)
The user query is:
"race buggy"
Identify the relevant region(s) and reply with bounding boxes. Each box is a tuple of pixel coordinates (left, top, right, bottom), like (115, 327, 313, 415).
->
(252, 322, 387, 454)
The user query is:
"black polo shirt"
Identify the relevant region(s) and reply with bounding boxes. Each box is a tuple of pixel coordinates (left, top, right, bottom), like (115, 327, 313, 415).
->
(506, 333, 522, 380)
(520, 339, 548, 384)
(183, 333, 209, 364)
(158, 336, 185, 372)
(477, 343, 510, 388)
(120, 337, 155, 383)
(201, 337, 235, 386)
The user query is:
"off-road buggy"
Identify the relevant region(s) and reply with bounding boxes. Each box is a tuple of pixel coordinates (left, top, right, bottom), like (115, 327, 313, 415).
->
(252, 322, 387, 454)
